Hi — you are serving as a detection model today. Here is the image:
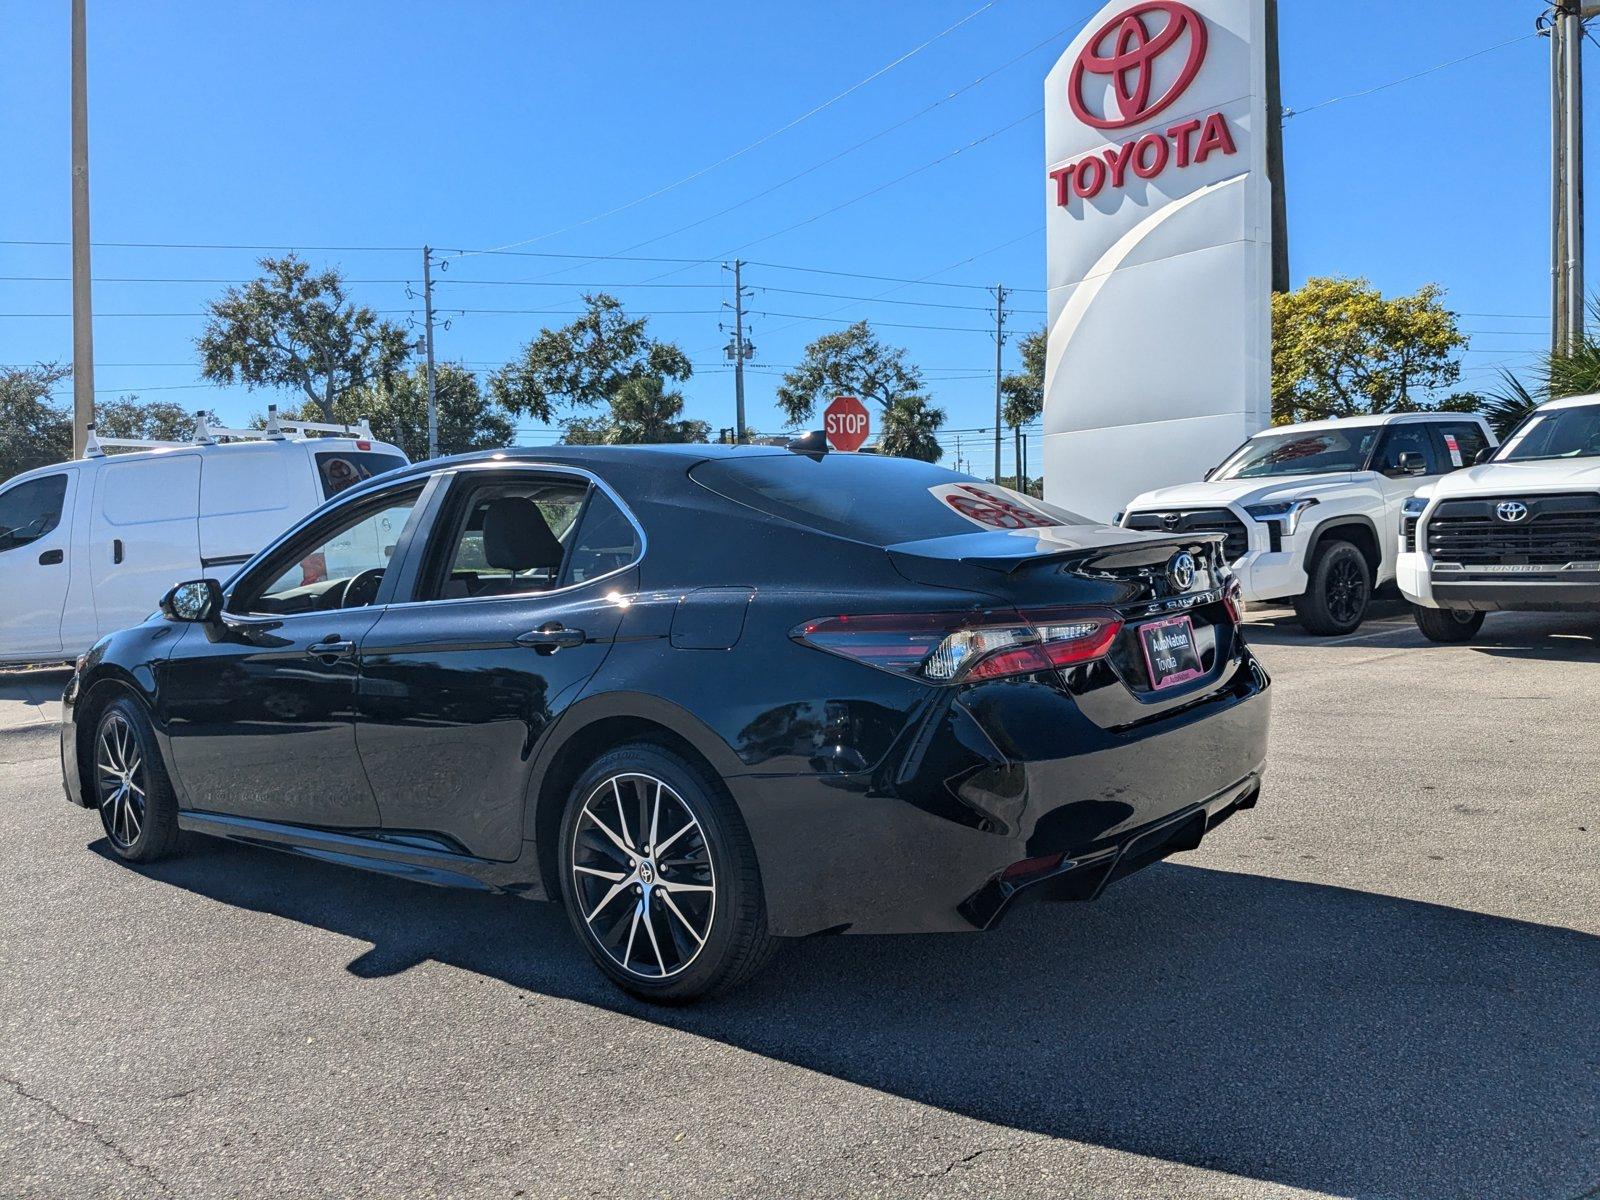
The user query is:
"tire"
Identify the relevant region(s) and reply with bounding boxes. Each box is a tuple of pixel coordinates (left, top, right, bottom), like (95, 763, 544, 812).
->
(1294, 540, 1373, 636)
(92, 697, 182, 863)
(1413, 604, 1485, 644)
(557, 742, 777, 1003)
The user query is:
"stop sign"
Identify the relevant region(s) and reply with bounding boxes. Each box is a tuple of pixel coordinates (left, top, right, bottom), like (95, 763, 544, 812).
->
(823, 395, 870, 453)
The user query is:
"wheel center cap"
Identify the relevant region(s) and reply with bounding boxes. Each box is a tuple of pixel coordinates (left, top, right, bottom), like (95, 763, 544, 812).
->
(638, 861, 656, 884)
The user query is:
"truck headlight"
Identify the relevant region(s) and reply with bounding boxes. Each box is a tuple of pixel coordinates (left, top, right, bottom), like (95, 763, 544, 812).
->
(1402, 496, 1428, 517)
(1244, 498, 1318, 535)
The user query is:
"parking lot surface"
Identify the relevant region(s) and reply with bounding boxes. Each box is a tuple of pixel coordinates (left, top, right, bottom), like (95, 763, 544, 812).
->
(3, 605, 1597, 1199)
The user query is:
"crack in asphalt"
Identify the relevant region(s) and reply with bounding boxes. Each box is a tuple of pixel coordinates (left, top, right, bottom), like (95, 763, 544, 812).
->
(913, 1140, 1033, 1179)
(3, 1073, 172, 1195)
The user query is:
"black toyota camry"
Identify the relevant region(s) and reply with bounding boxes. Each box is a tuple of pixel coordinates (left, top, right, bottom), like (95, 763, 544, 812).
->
(61, 443, 1270, 1001)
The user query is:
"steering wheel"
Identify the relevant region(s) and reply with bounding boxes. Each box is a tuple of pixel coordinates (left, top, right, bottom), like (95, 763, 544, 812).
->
(339, 567, 386, 609)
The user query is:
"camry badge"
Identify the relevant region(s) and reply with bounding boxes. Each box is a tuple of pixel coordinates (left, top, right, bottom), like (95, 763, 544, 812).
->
(1495, 501, 1530, 523)
(1167, 551, 1197, 592)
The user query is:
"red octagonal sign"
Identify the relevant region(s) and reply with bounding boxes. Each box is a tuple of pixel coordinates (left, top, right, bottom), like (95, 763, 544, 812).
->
(824, 395, 870, 453)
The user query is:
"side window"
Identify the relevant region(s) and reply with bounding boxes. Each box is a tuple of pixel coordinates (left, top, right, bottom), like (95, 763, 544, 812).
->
(237, 486, 423, 615)
(316, 450, 408, 499)
(565, 488, 642, 585)
(1375, 427, 1438, 475)
(0, 474, 68, 553)
(1435, 422, 1489, 470)
(425, 476, 588, 601)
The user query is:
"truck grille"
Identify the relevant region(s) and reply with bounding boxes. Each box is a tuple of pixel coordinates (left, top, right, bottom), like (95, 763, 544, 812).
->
(1402, 515, 1419, 553)
(1124, 509, 1249, 563)
(1427, 494, 1600, 565)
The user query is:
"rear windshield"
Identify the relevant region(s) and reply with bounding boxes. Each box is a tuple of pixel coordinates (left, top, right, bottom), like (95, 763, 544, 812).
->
(691, 453, 1091, 545)
(316, 449, 407, 498)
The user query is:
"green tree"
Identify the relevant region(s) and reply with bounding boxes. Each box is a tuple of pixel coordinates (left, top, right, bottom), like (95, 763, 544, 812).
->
(490, 294, 692, 423)
(561, 375, 709, 445)
(96, 397, 194, 441)
(1271, 277, 1468, 424)
(1000, 326, 1047, 429)
(775, 321, 945, 462)
(197, 254, 412, 422)
(0, 363, 71, 479)
(281, 362, 514, 461)
(1481, 297, 1600, 438)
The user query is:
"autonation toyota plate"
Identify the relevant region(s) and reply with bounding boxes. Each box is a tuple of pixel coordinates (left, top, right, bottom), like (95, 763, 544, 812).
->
(1139, 614, 1204, 690)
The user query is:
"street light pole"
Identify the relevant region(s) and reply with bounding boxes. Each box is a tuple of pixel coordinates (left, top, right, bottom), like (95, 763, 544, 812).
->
(991, 284, 1007, 483)
(70, 0, 95, 458)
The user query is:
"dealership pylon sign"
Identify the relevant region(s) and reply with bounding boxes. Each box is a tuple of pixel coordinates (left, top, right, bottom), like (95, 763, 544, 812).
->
(1042, 0, 1271, 520)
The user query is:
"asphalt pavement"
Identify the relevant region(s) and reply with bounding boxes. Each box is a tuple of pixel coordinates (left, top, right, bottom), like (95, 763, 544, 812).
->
(2, 606, 1597, 1199)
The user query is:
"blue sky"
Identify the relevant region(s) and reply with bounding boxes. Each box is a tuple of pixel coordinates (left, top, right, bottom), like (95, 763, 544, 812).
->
(2, 1, 1584, 471)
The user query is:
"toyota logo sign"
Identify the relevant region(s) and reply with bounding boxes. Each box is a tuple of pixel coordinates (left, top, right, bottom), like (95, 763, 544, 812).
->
(1166, 551, 1197, 591)
(1495, 501, 1530, 524)
(1068, 1, 1209, 130)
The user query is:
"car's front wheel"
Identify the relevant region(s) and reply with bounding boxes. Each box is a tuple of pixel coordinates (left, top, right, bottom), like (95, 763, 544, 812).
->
(93, 697, 181, 862)
(557, 742, 777, 1003)
(1413, 604, 1485, 644)
(1295, 540, 1373, 635)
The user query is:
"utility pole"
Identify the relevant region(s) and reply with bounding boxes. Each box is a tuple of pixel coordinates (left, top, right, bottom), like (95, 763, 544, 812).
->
(70, 0, 95, 458)
(422, 246, 438, 459)
(725, 260, 753, 442)
(1551, 3, 1596, 355)
(1265, 0, 1290, 294)
(991, 284, 1007, 483)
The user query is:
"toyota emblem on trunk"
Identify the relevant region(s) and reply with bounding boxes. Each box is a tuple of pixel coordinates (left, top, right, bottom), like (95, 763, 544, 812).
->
(1167, 551, 1197, 591)
(1496, 501, 1529, 523)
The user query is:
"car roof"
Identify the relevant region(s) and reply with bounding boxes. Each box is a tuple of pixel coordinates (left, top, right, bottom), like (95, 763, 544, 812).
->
(1538, 392, 1600, 411)
(1252, 412, 1482, 437)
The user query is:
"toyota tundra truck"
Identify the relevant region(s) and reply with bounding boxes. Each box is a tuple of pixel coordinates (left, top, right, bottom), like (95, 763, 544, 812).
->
(1121, 413, 1496, 635)
(1398, 394, 1600, 642)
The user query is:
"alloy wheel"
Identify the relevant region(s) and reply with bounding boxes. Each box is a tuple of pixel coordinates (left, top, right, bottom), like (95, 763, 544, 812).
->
(1326, 556, 1368, 626)
(570, 772, 716, 980)
(96, 712, 147, 850)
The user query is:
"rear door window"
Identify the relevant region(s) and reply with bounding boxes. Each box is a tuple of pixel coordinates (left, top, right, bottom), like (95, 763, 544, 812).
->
(0, 474, 68, 552)
(422, 475, 589, 601)
(1432, 422, 1489, 469)
(691, 454, 1089, 545)
(564, 488, 642, 584)
(316, 450, 408, 499)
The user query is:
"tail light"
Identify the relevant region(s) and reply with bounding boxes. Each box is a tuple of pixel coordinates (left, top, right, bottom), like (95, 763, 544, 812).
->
(793, 607, 1122, 685)
(1222, 578, 1244, 625)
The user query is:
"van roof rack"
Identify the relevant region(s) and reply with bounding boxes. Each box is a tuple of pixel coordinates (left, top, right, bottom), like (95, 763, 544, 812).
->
(82, 404, 375, 459)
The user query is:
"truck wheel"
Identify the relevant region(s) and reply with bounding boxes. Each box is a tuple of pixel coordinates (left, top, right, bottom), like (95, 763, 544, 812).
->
(558, 742, 778, 1004)
(1294, 541, 1372, 636)
(1413, 605, 1485, 644)
(93, 697, 182, 862)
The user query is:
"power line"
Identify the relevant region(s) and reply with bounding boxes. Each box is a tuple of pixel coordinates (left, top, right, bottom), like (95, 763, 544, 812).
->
(450, 0, 1000, 259)
(1284, 31, 1538, 119)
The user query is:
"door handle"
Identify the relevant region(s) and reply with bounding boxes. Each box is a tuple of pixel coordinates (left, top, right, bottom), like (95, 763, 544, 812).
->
(113, 538, 124, 565)
(310, 637, 357, 661)
(38, 548, 64, 566)
(515, 625, 586, 652)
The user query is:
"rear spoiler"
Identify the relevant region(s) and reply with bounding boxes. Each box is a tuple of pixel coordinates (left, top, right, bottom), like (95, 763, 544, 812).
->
(887, 527, 1228, 575)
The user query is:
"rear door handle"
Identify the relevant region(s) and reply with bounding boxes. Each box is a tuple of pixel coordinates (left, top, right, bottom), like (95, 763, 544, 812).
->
(515, 625, 586, 652)
(310, 637, 357, 661)
(113, 538, 124, 565)
(38, 548, 64, 566)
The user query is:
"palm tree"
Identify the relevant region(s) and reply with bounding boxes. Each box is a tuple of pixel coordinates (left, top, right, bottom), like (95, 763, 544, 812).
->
(1482, 370, 1540, 439)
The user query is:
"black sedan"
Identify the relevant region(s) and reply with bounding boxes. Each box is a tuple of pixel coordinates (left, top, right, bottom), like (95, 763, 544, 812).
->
(61, 443, 1270, 1001)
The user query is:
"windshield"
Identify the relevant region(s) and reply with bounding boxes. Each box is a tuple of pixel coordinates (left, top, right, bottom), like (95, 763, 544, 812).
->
(1212, 427, 1381, 480)
(1495, 404, 1600, 461)
(691, 453, 1092, 545)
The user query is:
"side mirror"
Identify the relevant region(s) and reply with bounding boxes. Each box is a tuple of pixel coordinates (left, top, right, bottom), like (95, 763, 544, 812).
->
(160, 578, 223, 623)
(1473, 445, 1495, 465)
(1395, 451, 1428, 476)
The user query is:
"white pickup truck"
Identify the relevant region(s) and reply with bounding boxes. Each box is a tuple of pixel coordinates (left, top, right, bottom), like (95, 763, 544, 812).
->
(1120, 412, 1497, 635)
(1398, 393, 1600, 642)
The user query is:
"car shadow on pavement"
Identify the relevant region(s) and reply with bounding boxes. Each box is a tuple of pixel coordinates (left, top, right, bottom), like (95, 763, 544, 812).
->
(98, 835, 1600, 1200)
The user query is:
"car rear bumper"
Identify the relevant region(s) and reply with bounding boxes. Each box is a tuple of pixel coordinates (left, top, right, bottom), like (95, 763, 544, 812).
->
(1399, 551, 1600, 611)
(732, 653, 1271, 936)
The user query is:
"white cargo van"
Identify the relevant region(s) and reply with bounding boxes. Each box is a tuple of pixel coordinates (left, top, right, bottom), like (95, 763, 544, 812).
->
(0, 411, 408, 664)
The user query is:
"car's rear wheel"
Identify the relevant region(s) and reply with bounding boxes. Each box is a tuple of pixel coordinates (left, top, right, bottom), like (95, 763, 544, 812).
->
(93, 697, 181, 862)
(1295, 540, 1372, 635)
(558, 742, 776, 1003)
(1413, 604, 1485, 644)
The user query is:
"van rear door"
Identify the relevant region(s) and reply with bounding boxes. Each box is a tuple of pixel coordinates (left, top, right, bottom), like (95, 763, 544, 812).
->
(89, 453, 202, 636)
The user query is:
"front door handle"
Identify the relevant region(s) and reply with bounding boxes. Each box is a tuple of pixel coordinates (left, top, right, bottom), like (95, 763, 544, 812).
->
(310, 637, 357, 661)
(38, 548, 64, 566)
(515, 625, 586, 652)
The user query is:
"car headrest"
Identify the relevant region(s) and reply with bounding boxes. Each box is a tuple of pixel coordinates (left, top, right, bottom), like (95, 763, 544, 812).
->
(482, 497, 564, 572)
